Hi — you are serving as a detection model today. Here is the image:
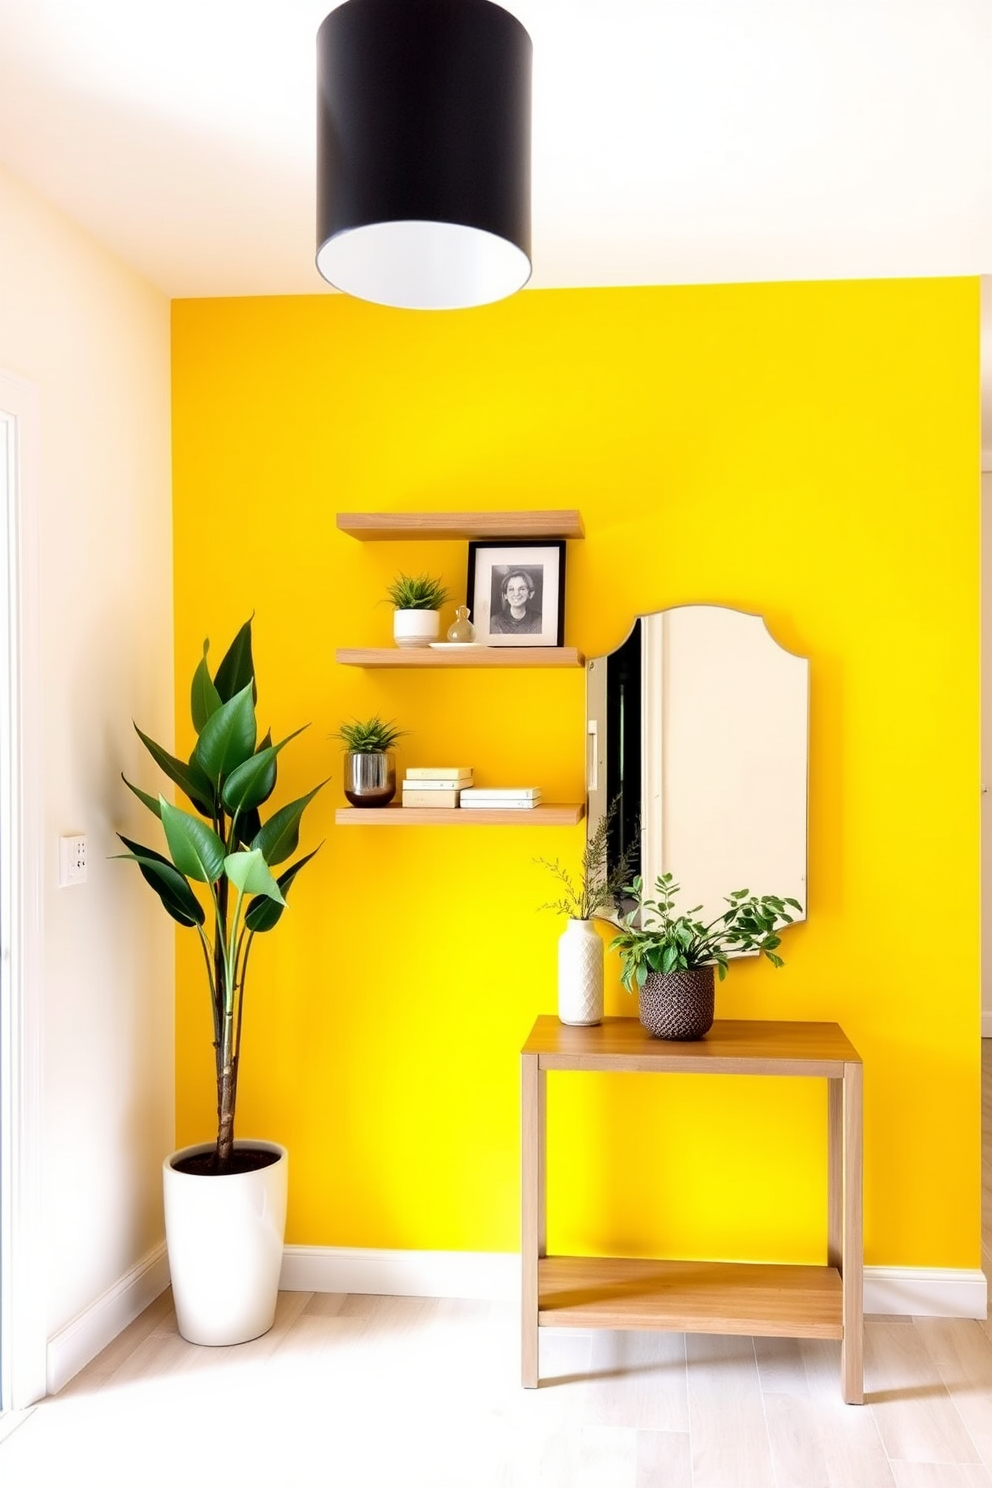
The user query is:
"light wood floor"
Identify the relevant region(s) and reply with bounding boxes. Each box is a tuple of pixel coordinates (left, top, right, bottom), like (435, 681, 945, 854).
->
(2, 1044, 990, 1488)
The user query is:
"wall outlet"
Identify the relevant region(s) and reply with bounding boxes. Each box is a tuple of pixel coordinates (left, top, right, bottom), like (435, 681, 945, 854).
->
(58, 834, 87, 887)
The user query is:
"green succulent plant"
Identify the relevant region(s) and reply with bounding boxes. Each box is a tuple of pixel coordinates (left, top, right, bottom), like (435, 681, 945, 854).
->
(333, 714, 408, 753)
(117, 619, 324, 1170)
(385, 572, 451, 610)
(610, 872, 802, 993)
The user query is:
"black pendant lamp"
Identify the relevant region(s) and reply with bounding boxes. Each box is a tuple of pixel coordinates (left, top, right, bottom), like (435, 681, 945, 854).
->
(316, 0, 532, 310)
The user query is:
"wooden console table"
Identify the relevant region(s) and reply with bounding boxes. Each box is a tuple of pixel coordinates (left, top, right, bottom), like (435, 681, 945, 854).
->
(521, 1016, 864, 1404)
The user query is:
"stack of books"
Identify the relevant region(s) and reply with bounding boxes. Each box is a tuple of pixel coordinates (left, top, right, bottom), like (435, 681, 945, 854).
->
(401, 767, 473, 809)
(459, 786, 542, 810)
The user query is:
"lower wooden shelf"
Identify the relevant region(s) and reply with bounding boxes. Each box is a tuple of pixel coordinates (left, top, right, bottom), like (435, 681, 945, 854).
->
(336, 804, 585, 826)
(537, 1256, 843, 1339)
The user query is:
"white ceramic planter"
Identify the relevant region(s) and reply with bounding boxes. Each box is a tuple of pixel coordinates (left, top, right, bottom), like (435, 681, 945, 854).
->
(163, 1139, 288, 1346)
(393, 609, 440, 648)
(557, 918, 604, 1025)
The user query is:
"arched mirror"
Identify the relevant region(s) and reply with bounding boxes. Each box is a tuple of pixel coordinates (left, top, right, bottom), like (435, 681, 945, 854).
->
(586, 605, 808, 926)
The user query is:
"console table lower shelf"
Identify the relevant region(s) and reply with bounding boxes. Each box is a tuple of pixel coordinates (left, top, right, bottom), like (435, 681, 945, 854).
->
(536, 1256, 843, 1337)
(520, 1016, 864, 1404)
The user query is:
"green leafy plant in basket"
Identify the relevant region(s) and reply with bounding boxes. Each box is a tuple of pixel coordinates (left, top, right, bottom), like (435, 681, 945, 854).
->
(610, 872, 803, 992)
(116, 618, 325, 1170)
(385, 572, 451, 610)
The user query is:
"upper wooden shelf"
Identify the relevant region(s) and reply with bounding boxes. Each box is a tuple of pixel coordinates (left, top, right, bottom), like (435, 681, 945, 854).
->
(337, 647, 585, 669)
(336, 510, 585, 541)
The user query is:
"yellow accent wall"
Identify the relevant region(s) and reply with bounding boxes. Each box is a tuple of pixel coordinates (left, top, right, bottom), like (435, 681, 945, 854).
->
(171, 279, 980, 1269)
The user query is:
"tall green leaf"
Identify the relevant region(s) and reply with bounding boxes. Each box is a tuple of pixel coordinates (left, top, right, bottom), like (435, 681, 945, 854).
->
(193, 682, 257, 788)
(222, 748, 277, 816)
(229, 732, 272, 833)
(159, 797, 226, 884)
(121, 773, 162, 819)
(245, 848, 320, 932)
(116, 836, 205, 926)
(224, 847, 285, 903)
(220, 727, 306, 816)
(252, 783, 326, 866)
(234, 807, 262, 849)
(191, 640, 222, 733)
(134, 725, 214, 815)
(213, 618, 255, 703)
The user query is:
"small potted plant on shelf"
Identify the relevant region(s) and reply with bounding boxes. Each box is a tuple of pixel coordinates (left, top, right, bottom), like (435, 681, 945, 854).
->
(609, 872, 803, 1041)
(117, 618, 324, 1345)
(386, 571, 451, 648)
(536, 797, 639, 1026)
(333, 714, 408, 807)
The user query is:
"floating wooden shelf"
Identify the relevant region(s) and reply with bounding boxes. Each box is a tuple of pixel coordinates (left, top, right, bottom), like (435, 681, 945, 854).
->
(337, 510, 585, 541)
(335, 804, 585, 826)
(336, 647, 585, 669)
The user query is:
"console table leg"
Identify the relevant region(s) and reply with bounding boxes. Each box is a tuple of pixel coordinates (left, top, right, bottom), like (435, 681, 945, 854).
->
(521, 1053, 546, 1388)
(841, 1059, 864, 1405)
(827, 1078, 842, 1271)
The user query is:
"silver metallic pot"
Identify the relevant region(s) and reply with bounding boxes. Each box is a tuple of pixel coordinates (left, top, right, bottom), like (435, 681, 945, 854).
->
(343, 750, 396, 807)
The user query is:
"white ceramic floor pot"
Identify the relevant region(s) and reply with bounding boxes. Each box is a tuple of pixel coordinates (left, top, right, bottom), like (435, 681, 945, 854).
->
(558, 918, 604, 1025)
(344, 749, 396, 806)
(393, 609, 440, 647)
(163, 1139, 288, 1346)
(638, 966, 715, 1041)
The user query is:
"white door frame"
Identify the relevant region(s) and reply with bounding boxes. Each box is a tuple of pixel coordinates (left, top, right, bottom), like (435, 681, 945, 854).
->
(1, 368, 47, 1410)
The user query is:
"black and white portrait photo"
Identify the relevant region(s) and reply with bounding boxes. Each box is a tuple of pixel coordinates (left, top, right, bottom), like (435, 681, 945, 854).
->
(466, 540, 566, 647)
(490, 567, 544, 635)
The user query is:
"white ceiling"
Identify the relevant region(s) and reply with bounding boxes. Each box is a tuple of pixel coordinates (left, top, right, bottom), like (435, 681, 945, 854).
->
(1, 0, 991, 439)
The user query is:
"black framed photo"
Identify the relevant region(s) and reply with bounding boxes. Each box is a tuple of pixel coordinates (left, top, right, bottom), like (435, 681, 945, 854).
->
(466, 540, 566, 648)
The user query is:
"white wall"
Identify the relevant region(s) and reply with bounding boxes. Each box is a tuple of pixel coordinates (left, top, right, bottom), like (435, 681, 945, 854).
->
(0, 166, 175, 1376)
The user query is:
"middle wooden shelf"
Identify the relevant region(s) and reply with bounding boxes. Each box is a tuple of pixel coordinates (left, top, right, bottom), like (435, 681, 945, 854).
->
(335, 804, 585, 826)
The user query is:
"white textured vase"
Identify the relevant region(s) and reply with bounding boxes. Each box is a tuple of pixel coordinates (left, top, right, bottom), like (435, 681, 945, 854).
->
(557, 918, 604, 1026)
(163, 1139, 288, 1346)
(393, 609, 440, 648)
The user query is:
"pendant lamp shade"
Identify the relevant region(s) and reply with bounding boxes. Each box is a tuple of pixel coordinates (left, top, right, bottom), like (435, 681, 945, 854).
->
(316, 0, 532, 310)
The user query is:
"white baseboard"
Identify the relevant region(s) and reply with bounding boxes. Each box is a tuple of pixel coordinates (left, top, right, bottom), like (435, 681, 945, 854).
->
(282, 1246, 988, 1320)
(46, 1242, 171, 1396)
(44, 1246, 988, 1396)
(280, 1245, 519, 1300)
(864, 1266, 987, 1319)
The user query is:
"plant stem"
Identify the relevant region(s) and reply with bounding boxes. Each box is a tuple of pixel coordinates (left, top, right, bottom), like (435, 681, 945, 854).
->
(215, 878, 247, 1167)
(216, 1050, 236, 1166)
(212, 878, 227, 1083)
(234, 929, 253, 1075)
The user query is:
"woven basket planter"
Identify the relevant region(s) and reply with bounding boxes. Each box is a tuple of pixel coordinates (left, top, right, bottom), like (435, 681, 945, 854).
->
(638, 965, 715, 1041)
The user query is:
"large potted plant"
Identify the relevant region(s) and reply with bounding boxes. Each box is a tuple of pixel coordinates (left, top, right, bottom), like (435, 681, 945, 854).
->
(386, 571, 451, 648)
(536, 798, 639, 1026)
(610, 872, 802, 1040)
(333, 714, 408, 807)
(117, 618, 324, 1344)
